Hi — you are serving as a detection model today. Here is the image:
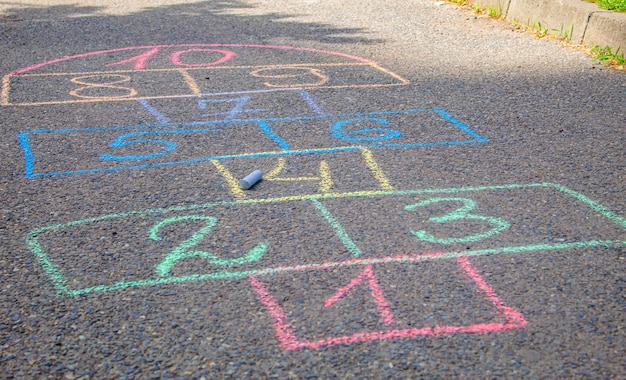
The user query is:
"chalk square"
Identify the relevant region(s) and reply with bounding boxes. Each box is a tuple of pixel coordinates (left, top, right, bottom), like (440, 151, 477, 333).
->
(5, 70, 193, 106)
(25, 183, 626, 296)
(151, 63, 409, 97)
(19, 120, 289, 178)
(250, 256, 527, 350)
(134, 90, 328, 124)
(265, 108, 487, 152)
(19, 108, 487, 178)
(315, 184, 626, 259)
(26, 200, 358, 296)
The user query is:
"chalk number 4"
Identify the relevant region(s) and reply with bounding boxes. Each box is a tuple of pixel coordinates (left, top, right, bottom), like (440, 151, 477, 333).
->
(404, 197, 509, 244)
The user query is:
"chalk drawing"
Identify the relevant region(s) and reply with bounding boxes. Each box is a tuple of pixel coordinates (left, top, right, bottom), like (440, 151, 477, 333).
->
(24, 183, 626, 297)
(8, 45, 622, 352)
(177, 68, 203, 96)
(4, 64, 407, 106)
(256, 120, 292, 151)
(137, 91, 317, 124)
(405, 197, 510, 244)
(250, 256, 527, 350)
(296, 89, 325, 116)
(137, 98, 170, 123)
(150, 215, 267, 276)
(100, 129, 221, 161)
(250, 67, 330, 88)
(210, 160, 248, 199)
(360, 148, 394, 191)
(7, 44, 374, 74)
(19, 108, 487, 178)
(169, 48, 238, 68)
(323, 265, 395, 325)
(211, 148, 390, 199)
(2, 44, 406, 106)
(311, 198, 362, 257)
(68, 74, 138, 99)
(331, 118, 402, 142)
(196, 96, 268, 120)
(264, 158, 333, 193)
(104, 47, 162, 70)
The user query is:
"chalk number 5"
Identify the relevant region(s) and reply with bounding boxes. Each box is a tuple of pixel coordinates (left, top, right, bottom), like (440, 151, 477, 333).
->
(404, 197, 509, 244)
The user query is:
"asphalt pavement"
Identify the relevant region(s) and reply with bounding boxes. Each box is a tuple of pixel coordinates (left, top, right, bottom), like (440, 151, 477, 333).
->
(1, 0, 625, 378)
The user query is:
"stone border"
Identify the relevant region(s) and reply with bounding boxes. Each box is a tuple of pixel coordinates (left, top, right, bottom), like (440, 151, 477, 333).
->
(471, 0, 626, 50)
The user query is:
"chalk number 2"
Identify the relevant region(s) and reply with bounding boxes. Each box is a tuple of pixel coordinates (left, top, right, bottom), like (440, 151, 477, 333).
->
(150, 215, 266, 277)
(404, 197, 509, 244)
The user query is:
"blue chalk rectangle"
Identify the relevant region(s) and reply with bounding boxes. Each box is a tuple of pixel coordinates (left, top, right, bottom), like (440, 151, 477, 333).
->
(19, 109, 487, 178)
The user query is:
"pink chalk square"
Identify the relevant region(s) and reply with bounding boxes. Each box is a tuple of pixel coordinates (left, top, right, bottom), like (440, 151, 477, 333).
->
(250, 256, 527, 350)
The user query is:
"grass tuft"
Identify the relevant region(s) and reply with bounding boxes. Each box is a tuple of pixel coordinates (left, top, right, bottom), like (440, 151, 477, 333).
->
(584, 0, 626, 11)
(591, 45, 626, 66)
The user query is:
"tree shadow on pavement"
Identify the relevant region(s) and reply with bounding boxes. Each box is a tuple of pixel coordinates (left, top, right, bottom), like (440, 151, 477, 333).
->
(0, 0, 383, 64)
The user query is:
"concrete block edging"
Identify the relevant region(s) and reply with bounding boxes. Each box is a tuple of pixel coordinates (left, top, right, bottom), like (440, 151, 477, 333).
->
(464, 0, 626, 51)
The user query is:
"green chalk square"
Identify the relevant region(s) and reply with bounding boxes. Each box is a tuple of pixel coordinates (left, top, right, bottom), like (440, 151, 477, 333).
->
(317, 183, 626, 259)
(25, 183, 626, 296)
(26, 200, 357, 296)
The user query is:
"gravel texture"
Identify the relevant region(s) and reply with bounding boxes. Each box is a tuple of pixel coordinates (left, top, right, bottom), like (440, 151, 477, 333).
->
(1, 0, 624, 378)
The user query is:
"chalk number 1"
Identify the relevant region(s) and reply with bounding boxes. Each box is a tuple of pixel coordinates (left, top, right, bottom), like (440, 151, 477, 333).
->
(404, 197, 509, 244)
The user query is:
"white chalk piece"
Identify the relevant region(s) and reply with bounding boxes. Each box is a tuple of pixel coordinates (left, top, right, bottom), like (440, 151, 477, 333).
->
(239, 169, 263, 190)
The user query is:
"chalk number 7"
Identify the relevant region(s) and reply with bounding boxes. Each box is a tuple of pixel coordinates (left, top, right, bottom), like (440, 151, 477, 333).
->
(404, 197, 509, 244)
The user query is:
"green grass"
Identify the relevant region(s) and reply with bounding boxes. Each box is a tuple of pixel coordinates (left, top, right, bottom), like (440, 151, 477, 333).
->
(487, 4, 503, 18)
(551, 23, 574, 41)
(527, 18, 549, 38)
(591, 45, 626, 66)
(585, 0, 626, 12)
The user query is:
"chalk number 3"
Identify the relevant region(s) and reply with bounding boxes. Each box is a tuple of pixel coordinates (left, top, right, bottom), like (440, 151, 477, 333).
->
(404, 197, 509, 244)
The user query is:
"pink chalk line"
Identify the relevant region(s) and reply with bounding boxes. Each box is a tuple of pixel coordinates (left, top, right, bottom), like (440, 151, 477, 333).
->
(256, 251, 447, 276)
(323, 265, 394, 325)
(249, 275, 301, 348)
(7, 44, 374, 76)
(106, 47, 238, 69)
(249, 256, 527, 350)
(456, 255, 527, 326)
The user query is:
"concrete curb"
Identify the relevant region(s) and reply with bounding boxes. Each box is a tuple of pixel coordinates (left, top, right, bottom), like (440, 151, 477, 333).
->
(470, 0, 626, 50)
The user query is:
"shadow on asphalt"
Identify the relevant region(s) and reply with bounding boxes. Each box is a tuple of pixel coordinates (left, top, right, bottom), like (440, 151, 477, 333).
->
(0, 0, 384, 47)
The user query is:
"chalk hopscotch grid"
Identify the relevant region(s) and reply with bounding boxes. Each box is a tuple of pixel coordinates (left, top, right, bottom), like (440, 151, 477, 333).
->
(2, 62, 409, 106)
(24, 183, 626, 297)
(249, 255, 528, 350)
(19, 108, 488, 178)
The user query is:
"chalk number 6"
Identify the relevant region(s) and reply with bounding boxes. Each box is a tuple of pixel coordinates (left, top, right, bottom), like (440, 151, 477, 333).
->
(404, 197, 509, 244)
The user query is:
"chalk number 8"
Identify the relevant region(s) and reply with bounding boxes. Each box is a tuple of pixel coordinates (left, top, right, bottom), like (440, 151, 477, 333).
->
(404, 197, 509, 244)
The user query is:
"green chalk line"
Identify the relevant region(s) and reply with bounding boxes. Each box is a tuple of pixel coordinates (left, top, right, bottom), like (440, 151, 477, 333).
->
(548, 183, 626, 228)
(28, 182, 549, 235)
(24, 233, 69, 295)
(23, 182, 626, 297)
(310, 198, 362, 257)
(64, 240, 625, 296)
